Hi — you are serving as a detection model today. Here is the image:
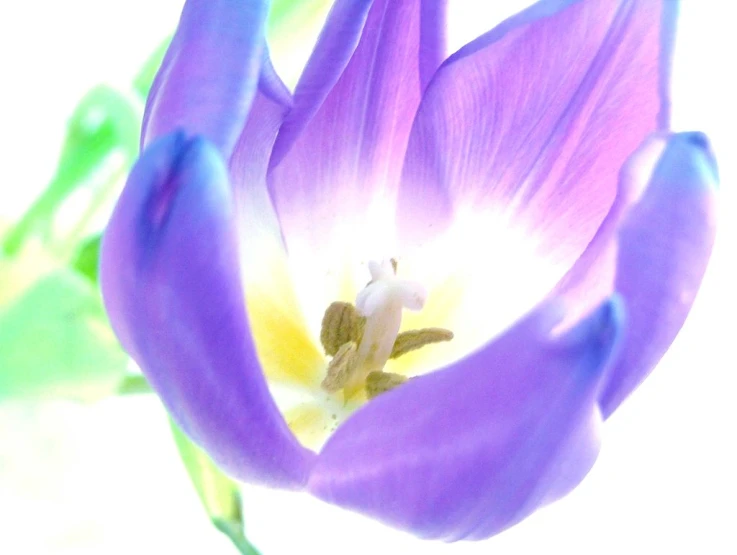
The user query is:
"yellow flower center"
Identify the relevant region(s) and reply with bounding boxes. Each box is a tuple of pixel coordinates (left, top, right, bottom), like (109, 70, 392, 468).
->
(245, 257, 452, 450)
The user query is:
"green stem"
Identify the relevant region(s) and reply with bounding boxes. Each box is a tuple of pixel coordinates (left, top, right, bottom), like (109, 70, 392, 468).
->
(213, 519, 262, 555)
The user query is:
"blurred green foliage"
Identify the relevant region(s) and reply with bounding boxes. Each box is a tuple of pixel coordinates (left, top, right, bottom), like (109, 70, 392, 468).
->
(0, 85, 140, 401)
(133, 38, 171, 100)
(2, 86, 139, 257)
(0, 266, 130, 401)
(269, 0, 332, 35)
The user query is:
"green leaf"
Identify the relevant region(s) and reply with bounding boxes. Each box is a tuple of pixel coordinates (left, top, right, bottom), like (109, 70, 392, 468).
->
(170, 421, 261, 555)
(116, 374, 154, 395)
(0, 265, 130, 401)
(133, 38, 171, 99)
(2, 86, 140, 256)
(72, 234, 102, 283)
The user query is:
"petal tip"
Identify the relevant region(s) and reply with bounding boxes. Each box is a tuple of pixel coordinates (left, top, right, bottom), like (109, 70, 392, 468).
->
(136, 132, 231, 234)
(678, 131, 719, 187)
(555, 295, 626, 376)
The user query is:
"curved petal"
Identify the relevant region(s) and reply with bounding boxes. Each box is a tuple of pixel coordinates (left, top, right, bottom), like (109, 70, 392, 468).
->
(267, 0, 447, 263)
(228, 50, 293, 196)
(397, 0, 677, 266)
(550, 134, 670, 327)
(228, 54, 327, 387)
(599, 132, 718, 417)
(230, 50, 293, 194)
(308, 297, 625, 541)
(100, 133, 315, 489)
(141, 0, 269, 157)
(268, 0, 373, 164)
(419, 0, 447, 89)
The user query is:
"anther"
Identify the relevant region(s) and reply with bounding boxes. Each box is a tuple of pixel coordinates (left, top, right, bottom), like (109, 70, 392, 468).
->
(320, 302, 365, 356)
(365, 371, 408, 399)
(391, 328, 454, 359)
(321, 341, 359, 393)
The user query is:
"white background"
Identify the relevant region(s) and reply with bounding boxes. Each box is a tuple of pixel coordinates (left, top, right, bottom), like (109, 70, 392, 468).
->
(0, 1, 735, 554)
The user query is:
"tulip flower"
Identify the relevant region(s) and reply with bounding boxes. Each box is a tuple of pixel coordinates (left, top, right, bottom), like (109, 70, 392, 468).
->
(100, 0, 717, 541)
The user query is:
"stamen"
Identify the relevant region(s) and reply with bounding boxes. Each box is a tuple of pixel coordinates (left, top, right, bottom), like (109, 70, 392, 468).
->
(320, 301, 365, 356)
(321, 341, 359, 393)
(319, 259, 454, 399)
(365, 371, 408, 400)
(390, 328, 454, 359)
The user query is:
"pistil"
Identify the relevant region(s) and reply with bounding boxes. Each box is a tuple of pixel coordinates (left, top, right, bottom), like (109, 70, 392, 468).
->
(320, 259, 454, 399)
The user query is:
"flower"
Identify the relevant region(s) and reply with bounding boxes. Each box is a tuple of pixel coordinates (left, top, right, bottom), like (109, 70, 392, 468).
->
(100, 0, 717, 542)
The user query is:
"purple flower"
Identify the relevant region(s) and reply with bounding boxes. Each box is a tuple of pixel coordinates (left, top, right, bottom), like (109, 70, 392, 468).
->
(100, 0, 717, 541)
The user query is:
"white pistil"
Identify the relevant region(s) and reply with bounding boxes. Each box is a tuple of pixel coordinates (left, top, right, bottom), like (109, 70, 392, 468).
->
(346, 260, 426, 390)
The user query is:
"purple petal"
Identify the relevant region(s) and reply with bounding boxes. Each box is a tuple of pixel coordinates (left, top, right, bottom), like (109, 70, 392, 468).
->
(230, 49, 293, 196)
(550, 134, 670, 326)
(267, 0, 446, 256)
(268, 0, 373, 164)
(227, 56, 291, 259)
(100, 133, 315, 488)
(599, 132, 718, 417)
(308, 297, 624, 540)
(419, 0, 447, 88)
(397, 0, 677, 266)
(141, 0, 269, 157)
(227, 56, 329, 388)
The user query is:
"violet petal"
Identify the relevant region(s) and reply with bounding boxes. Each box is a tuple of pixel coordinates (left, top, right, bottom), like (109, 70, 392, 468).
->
(550, 134, 669, 326)
(228, 54, 328, 388)
(267, 0, 446, 257)
(100, 133, 315, 488)
(599, 132, 718, 417)
(308, 297, 624, 540)
(141, 0, 269, 157)
(269, 0, 373, 164)
(397, 0, 677, 267)
(230, 48, 293, 198)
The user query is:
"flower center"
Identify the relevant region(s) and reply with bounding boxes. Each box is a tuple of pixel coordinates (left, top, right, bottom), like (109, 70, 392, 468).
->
(319, 259, 454, 400)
